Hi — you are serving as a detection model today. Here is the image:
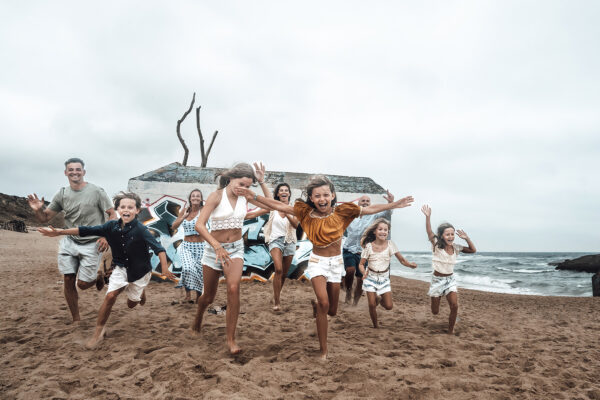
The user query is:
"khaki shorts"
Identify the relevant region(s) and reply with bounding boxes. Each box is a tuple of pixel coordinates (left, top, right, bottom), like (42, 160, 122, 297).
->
(57, 236, 102, 282)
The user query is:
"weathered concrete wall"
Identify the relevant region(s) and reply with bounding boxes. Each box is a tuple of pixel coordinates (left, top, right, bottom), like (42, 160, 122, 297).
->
(128, 179, 388, 208)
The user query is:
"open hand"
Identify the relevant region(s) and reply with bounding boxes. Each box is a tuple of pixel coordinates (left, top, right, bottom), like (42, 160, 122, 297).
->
(253, 162, 266, 183)
(96, 237, 109, 252)
(421, 205, 431, 217)
(456, 229, 469, 240)
(27, 193, 45, 211)
(161, 267, 177, 282)
(233, 186, 254, 200)
(215, 247, 232, 268)
(38, 226, 61, 237)
(394, 196, 414, 209)
(383, 190, 395, 204)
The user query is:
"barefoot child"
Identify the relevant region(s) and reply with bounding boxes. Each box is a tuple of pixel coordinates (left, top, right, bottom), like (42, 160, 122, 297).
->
(358, 218, 417, 328)
(235, 176, 414, 359)
(421, 205, 476, 334)
(39, 192, 175, 347)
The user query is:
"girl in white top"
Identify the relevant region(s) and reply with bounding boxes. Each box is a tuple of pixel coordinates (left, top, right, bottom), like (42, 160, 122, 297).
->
(245, 183, 299, 312)
(358, 218, 417, 328)
(193, 162, 271, 355)
(421, 205, 476, 335)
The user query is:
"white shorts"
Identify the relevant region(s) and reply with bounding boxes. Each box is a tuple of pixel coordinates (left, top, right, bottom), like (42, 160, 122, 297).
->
(107, 266, 151, 302)
(201, 239, 244, 271)
(428, 274, 458, 297)
(57, 237, 102, 282)
(304, 253, 344, 283)
(363, 273, 391, 295)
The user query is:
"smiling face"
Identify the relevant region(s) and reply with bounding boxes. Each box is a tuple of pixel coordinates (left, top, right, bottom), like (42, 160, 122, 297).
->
(189, 190, 203, 206)
(117, 198, 140, 224)
(64, 162, 85, 185)
(442, 227, 455, 245)
(276, 185, 291, 204)
(358, 196, 371, 207)
(375, 222, 389, 241)
(309, 184, 335, 214)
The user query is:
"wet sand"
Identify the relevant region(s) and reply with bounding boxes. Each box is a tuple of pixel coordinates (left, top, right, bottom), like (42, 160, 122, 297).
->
(1, 229, 599, 399)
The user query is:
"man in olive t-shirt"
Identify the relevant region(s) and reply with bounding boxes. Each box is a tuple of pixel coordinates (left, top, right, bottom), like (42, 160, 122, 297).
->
(28, 157, 117, 323)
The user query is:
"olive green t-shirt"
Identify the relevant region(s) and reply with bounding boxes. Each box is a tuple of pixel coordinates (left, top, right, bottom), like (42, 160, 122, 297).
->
(47, 183, 113, 244)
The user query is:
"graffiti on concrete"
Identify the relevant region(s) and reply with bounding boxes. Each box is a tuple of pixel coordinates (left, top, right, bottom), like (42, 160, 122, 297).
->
(139, 196, 311, 282)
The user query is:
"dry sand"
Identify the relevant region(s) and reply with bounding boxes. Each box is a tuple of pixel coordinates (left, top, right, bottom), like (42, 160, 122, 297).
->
(1, 229, 599, 399)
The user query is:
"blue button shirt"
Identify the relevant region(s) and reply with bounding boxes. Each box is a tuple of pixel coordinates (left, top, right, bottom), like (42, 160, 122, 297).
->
(79, 219, 165, 282)
(343, 210, 392, 254)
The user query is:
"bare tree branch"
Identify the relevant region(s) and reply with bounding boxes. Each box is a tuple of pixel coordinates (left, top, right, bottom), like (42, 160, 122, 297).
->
(203, 130, 219, 167)
(176, 92, 195, 166)
(196, 105, 219, 167)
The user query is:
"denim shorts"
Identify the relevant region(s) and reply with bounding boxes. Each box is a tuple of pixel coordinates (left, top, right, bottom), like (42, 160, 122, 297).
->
(342, 249, 367, 277)
(268, 236, 296, 257)
(363, 273, 391, 295)
(201, 239, 244, 271)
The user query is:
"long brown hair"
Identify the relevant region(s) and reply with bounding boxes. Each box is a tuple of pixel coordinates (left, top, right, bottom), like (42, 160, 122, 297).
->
(295, 175, 337, 209)
(214, 163, 256, 189)
(434, 222, 455, 249)
(361, 218, 391, 247)
(187, 189, 204, 208)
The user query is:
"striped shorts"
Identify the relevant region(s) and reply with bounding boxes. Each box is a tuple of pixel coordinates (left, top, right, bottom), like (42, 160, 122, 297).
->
(363, 273, 391, 295)
(428, 274, 457, 297)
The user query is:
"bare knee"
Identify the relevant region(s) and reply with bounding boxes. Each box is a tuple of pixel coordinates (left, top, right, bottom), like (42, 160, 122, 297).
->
(105, 291, 120, 304)
(77, 280, 94, 290)
(226, 283, 240, 297)
(317, 299, 329, 314)
(198, 292, 215, 307)
(383, 303, 393, 311)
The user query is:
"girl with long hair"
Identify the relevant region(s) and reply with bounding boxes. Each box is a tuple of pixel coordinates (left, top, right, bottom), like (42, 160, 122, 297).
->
(421, 205, 476, 334)
(235, 175, 413, 359)
(172, 189, 207, 304)
(358, 218, 416, 328)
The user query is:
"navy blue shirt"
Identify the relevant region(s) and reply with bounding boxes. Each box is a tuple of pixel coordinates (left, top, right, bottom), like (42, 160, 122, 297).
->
(79, 219, 165, 282)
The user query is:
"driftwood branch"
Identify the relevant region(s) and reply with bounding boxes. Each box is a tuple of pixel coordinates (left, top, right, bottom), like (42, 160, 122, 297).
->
(196, 105, 219, 167)
(203, 131, 218, 167)
(176, 92, 196, 166)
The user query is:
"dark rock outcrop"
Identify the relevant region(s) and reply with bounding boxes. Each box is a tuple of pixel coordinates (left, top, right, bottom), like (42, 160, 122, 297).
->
(0, 192, 64, 228)
(553, 254, 600, 273)
(1, 220, 27, 233)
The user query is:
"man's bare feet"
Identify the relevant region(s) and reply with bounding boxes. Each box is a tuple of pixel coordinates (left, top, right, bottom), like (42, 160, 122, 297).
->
(190, 328, 201, 337)
(273, 304, 281, 312)
(344, 289, 352, 304)
(86, 326, 106, 348)
(140, 290, 146, 306)
(311, 299, 317, 318)
(319, 352, 328, 361)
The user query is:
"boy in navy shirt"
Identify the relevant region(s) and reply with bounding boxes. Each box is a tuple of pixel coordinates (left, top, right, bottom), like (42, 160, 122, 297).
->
(40, 192, 176, 347)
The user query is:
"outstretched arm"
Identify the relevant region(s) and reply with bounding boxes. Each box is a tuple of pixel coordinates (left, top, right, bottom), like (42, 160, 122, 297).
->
(421, 205, 435, 245)
(361, 196, 414, 216)
(253, 162, 272, 199)
(234, 187, 295, 215)
(394, 252, 417, 269)
(27, 194, 58, 223)
(245, 208, 270, 220)
(157, 252, 177, 281)
(38, 226, 79, 237)
(457, 230, 476, 253)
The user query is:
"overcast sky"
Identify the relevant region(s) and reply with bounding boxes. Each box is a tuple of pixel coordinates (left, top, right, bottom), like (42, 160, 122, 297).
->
(1, 1, 598, 252)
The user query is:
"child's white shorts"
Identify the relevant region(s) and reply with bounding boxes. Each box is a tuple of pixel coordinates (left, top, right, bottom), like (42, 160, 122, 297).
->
(428, 274, 457, 297)
(363, 273, 392, 295)
(304, 253, 344, 283)
(107, 266, 151, 302)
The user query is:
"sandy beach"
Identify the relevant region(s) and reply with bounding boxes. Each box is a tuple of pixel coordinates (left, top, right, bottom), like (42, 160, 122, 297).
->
(1, 229, 599, 399)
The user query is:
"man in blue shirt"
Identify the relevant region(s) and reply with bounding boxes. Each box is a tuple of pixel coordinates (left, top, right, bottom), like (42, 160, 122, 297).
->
(39, 192, 176, 347)
(342, 191, 394, 305)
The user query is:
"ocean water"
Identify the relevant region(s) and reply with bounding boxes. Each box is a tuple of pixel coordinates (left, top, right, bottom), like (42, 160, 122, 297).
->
(390, 252, 595, 297)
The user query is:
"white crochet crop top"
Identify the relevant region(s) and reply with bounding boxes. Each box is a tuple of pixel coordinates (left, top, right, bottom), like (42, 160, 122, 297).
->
(210, 188, 247, 230)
